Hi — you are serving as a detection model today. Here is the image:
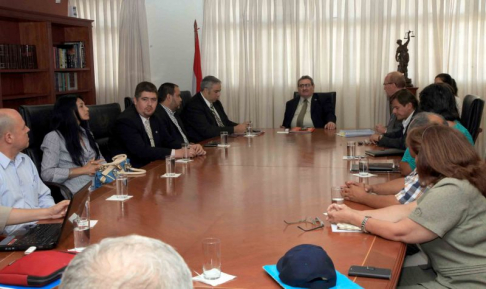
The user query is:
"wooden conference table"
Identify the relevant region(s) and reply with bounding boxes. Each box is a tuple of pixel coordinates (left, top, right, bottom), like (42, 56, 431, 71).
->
(0, 129, 405, 288)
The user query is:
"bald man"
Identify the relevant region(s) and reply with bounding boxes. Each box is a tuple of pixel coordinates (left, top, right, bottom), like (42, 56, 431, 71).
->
(0, 109, 55, 234)
(375, 71, 408, 134)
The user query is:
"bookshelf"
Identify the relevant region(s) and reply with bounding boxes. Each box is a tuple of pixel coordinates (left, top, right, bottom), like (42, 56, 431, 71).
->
(0, 7, 95, 109)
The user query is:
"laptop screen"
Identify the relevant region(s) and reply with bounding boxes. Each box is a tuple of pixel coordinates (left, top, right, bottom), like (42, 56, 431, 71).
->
(57, 182, 93, 246)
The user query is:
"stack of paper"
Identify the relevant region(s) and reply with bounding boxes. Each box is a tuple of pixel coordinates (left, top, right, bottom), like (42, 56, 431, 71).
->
(337, 129, 375, 138)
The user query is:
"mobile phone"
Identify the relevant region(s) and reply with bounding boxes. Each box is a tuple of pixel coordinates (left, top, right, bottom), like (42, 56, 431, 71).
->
(203, 141, 219, 147)
(348, 265, 391, 279)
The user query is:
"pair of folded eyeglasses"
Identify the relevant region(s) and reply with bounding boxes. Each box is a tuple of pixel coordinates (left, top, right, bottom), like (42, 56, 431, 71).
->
(284, 217, 324, 232)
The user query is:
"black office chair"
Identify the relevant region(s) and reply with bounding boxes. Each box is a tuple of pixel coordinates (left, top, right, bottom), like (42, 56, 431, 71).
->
(87, 103, 121, 161)
(293, 91, 337, 112)
(124, 96, 133, 109)
(19, 104, 73, 201)
(460, 94, 484, 143)
(176, 90, 192, 116)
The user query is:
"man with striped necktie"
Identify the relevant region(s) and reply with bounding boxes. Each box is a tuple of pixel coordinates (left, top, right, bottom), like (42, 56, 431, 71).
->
(182, 76, 248, 143)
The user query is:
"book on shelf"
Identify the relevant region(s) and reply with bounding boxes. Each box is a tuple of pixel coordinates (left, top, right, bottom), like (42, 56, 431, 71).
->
(290, 127, 315, 133)
(0, 44, 37, 69)
(53, 42, 86, 69)
(55, 72, 78, 92)
(336, 129, 375, 137)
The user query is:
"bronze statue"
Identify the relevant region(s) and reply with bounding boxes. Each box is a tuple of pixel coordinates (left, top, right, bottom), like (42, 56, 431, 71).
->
(396, 31, 414, 87)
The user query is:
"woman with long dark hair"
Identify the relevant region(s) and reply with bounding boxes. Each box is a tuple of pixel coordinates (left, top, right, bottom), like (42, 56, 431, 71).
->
(434, 73, 462, 115)
(327, 125, 486, 288)
(41, 95, 103, 194)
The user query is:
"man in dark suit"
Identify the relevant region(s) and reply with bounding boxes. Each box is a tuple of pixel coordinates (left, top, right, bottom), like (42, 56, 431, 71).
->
(370, 89, 417, 150)
(181, 76, 248, 143)
(155, 82, 206, 156)
(281, 75, 336, 130)
(109, 81, 194, 168)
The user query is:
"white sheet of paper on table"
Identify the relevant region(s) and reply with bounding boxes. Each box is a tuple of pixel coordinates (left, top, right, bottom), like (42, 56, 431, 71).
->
(331, 223, 362, 233)
(352, 173, 377, 178)
(106, 195, 134, 201)
(161, 173, 182, 178)
(192, 272, 236, 286)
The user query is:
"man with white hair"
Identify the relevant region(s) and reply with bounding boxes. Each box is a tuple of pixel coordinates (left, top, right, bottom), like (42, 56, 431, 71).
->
(60, 235, 193, 289)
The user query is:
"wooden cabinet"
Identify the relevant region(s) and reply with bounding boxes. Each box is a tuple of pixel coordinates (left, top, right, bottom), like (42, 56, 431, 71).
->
(0, 7, 95, 109)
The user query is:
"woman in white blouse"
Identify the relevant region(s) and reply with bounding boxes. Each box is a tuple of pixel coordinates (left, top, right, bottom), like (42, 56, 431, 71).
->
(41, 95, 103, 194)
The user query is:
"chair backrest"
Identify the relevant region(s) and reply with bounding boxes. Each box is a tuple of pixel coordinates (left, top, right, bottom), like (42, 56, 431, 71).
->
(460, 94, 485, 143)
(293, 91, 337, 111)
(19, 104, 54, 174)
(87, 103, 121, 160)
(124, 96, 134, 110)
(177, 90, 192, 116)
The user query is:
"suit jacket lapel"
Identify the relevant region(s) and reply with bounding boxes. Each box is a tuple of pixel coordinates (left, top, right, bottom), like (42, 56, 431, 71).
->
(289, 97, 300, 116)
(198, 93, 218, 126)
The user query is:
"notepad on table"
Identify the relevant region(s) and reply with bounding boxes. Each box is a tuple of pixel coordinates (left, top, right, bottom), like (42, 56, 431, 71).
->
(337, 129, 375, 137)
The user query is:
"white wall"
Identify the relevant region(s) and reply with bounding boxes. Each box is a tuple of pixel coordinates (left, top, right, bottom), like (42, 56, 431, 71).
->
(145, 0, 204, 92)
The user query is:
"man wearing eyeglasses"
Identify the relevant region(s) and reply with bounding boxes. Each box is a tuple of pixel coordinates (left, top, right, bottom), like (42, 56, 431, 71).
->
(281, 75, 336, 130)
(375, 71, 407, 134)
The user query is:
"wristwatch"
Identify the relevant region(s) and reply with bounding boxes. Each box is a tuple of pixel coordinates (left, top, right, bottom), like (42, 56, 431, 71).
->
(361, 216, 372, 233)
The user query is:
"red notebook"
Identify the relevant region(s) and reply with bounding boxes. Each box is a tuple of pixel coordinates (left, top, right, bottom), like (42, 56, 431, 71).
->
(0, 251, 76, 287)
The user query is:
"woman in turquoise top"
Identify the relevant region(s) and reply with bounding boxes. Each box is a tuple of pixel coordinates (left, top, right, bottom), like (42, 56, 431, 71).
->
(400, 83, 473, 175)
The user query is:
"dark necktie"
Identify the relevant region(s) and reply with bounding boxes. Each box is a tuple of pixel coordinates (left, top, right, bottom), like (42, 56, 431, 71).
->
(296, 99, 308, 127)
(210, 104, 225, 127)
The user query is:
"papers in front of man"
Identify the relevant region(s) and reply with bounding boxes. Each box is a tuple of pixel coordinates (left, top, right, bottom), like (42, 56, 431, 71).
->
(290, 127, 315, 133)
(337, 129, 375, 138)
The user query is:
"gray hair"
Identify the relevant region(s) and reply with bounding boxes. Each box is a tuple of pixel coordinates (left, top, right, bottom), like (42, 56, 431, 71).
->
(60, 235, 193, 289)
(200, 75, 221, 91)
(409, 112, 447, 130)
(0, 109, 16, 137)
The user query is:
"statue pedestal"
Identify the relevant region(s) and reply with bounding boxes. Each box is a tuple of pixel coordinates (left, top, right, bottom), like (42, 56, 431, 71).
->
(406, 87, 418, 96)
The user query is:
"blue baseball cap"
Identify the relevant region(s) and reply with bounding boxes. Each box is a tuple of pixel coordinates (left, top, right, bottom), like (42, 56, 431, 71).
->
(277, 244, 337, 289)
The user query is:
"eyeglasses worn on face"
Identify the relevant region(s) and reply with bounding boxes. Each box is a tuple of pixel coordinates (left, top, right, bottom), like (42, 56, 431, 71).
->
(383, 82, 394, 86)
(298, 83, 313, 88)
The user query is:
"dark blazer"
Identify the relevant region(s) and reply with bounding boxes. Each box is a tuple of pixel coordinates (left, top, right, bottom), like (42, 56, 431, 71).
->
(109, 105, 171, 168)
(154, 105, 188, 149)
(181, 92, 237, 143)
(281, 93, 336, 128)
(378, 110, 416, 150)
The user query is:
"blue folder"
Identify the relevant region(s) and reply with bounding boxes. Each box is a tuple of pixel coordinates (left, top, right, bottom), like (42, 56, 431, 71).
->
(263, 264, 362, 289)
(0, 279, 60, 289)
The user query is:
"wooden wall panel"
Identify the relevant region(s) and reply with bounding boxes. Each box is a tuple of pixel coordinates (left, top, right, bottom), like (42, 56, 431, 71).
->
(0, 0, 68, 17)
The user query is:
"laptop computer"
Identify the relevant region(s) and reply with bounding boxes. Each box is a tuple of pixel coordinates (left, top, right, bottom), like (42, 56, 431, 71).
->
(365, 149, 405, 157)
(350, 163, 400, 173)
(0, 182, 92, 251)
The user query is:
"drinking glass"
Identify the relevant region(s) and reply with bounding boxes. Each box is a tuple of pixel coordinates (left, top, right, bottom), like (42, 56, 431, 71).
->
(347, 141, 356, 158)
(331, 186, 344, 205)
(116, 173, 128, 199)
(358, 156, 369, 177)
(220, 132, 228, 146)
(202, 238, 221, 280)
(73, 199, 90, 250)
(165, 155, 175, 176)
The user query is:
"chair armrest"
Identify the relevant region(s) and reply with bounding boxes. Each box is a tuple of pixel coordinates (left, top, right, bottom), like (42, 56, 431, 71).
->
(44, 181, 73, 202)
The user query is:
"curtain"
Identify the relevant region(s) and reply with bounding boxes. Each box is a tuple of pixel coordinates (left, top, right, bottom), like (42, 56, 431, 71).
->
(69, 0, 122, 105)
(202, 0, 486, 155)
(118, 0, 151, 103)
